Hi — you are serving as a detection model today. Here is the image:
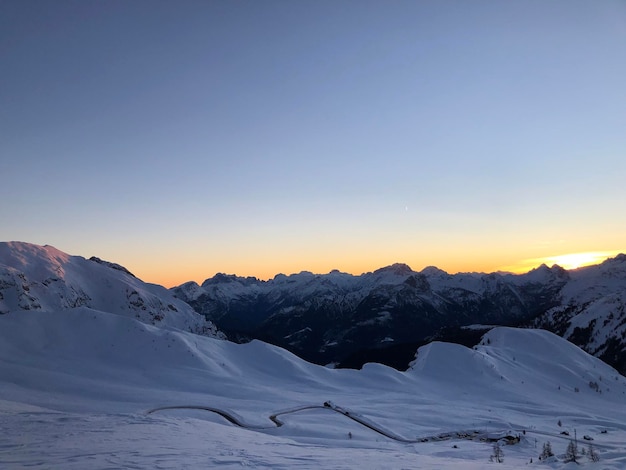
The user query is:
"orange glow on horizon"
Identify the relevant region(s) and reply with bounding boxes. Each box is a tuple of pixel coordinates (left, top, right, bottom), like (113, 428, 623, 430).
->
(137, 250, 624, 288)
(498, 250, 624, 274)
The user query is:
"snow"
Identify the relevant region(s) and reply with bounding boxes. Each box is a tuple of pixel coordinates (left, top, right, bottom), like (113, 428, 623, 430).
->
(2, 308, 625, 469)
(561, 255, 626, 305)
(174, 248, 626, 376)
(0, 241, 220, 336)
(2, 242, 626, 468)
(533, 254, 626, 361)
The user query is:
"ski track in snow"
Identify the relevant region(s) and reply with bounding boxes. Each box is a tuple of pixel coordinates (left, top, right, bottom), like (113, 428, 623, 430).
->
(147, 403, 527, 445)
(3, 402, 625, 469)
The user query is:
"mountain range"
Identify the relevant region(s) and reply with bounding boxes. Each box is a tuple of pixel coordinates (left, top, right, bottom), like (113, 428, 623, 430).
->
(2, 241, 625, 376)
(172, 255, 626, 374)
(2, 241, 626, 467)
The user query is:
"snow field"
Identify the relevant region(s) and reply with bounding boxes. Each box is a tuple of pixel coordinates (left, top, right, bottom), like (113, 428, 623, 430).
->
(1, 308, 626, 468)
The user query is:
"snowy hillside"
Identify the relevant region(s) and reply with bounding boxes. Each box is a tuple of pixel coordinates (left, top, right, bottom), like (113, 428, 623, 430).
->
(0, 241, 221, 336)
(1, 307, 625, 468)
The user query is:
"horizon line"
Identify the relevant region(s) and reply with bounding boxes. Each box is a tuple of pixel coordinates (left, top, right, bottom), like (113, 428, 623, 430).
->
(171, 250, 625, 288)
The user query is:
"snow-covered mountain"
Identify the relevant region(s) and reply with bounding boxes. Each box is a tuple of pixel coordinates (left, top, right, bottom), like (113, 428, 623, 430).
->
(531, 254, 626, 375)
(2, 306, 626, 468)
(172, 262, 570, 365)
(0, 241, 221, 337)
(2, 241, 625, 467)
(173, 257, 626, 374)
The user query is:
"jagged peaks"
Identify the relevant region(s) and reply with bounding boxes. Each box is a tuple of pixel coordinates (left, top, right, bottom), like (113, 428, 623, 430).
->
(202, 273, 260, 287)
(528, 263, 556, 274)
(569, 252, 626, 281)
(271, 269, 353, 284)
(523, 262, 570, 283)
(373, 263, 414, 276)
(327, 268, 355, 278)
(526, 254, 626, 278)
(600, 253, 626, 277)
(271, 271, 316, 283)
(600, 253, 626, 267)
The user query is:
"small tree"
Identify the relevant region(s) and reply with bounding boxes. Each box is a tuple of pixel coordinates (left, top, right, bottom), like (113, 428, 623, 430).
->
(564, 440, 579, 463)
(490, 441, 504, 463)
(588, 444, 600, 462)
(540, 441, 554, 460)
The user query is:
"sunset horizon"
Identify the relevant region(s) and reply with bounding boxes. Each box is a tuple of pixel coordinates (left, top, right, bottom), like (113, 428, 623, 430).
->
(3, 2, 626, 466)
(3, 1, 625, 291)
(76, 244, 626, 288)
(153, 249, 626, 288)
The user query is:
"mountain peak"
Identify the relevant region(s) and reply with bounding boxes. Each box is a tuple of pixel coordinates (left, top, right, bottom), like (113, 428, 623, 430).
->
(522, 262, 570, 283)
(0, 241, 221, 337)
(603, 253, 626, 265)
(0, 241, 71, 281)
(202, 273, 260, 287)
(374, 263, 413, 276)
(420, 266, 449, 277)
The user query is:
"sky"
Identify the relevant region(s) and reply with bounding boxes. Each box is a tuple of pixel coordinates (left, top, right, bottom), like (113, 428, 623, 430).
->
(1, 0, 625, 287)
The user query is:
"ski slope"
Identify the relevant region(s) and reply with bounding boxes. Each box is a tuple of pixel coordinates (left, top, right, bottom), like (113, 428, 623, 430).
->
(1, 308, 625, 469)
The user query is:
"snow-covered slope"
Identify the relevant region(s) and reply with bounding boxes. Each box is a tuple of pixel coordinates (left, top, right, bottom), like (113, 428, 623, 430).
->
(0, 241, 221, 336)
(1, 307, 625, 468)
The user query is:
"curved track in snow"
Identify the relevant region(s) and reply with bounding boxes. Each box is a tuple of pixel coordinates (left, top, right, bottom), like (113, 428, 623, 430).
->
(146, 403, 520, 444)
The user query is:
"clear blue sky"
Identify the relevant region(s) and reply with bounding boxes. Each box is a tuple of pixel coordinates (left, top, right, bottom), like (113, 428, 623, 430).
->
(2, 0, 625, 286)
